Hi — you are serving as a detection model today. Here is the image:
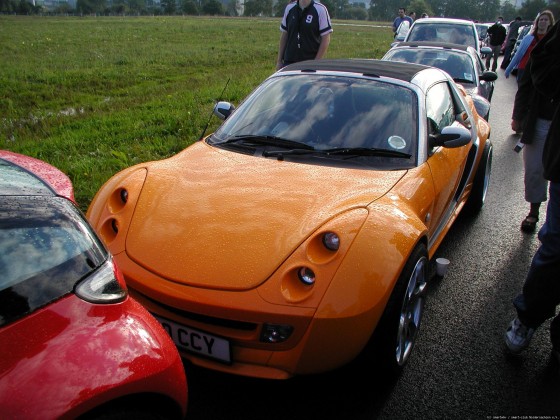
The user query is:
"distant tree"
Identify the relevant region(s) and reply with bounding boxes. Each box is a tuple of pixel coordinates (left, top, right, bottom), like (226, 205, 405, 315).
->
(16, 0, 38, 13)
(519, 0, 548, 21)
(319, 0, 334, 17)
(327, 0, 349, 18)
(548, 0, 560, 21)
(53, 2, 72, 12)
(162, 0, 176, 13)
(501, 0, 518, 22)
(225, 0, 241, 15)
(202, 0, 222, 14)
(0, 0, 18, 12)
(244, 0, 272, 16)
(471, 0, 500, 22)
(442, 0, 476, 18)
(429, 0, 445, 17)
(112, 0, 128, 14)
(181, 0, 198, 13)
(407, 0, 433, 19)
(346, 5, 368, 20)
(128, 0, 146, 14)
(368, 0, 394, 21)
(77, 0, 106, 14)
(273, 0, 285, 17)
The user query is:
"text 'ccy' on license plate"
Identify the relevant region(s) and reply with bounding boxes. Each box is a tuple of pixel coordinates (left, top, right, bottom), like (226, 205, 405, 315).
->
(153, 315, 232, 364)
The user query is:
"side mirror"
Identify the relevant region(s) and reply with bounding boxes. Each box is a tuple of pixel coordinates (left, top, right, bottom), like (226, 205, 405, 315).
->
(480, 70, 498, 82)
(213, 101, 235, 120)
(430, 125, 472, 148)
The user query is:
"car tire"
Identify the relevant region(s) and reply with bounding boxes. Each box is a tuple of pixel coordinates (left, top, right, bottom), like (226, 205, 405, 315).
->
(365, 243, 428, 374)
(465, 140, 493, 213)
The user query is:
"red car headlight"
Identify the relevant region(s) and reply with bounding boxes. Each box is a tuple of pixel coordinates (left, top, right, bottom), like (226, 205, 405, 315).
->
(75, 258, 127, 304)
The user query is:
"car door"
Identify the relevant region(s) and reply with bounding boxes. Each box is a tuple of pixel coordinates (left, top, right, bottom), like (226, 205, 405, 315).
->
(424, 81, 473, 241)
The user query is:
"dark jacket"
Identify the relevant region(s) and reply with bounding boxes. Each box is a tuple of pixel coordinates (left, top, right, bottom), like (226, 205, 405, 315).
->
(512, 60, 556, 146)
(487, 22, 507, 46)
(531, 20, 560, 182)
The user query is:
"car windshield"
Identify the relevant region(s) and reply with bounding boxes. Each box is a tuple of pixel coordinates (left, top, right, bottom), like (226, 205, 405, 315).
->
(475, 24, 490, 39)
(386, 49, 475, 84)
(407, 23, 477, 49)
(0, 196, 108, 326)
(210, 74, 418, 163)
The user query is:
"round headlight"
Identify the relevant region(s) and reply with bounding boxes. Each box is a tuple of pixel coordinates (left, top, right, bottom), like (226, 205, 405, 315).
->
(120, 188, 128, 204)
(322, 232, 340, 251)
(298, 267, 316, 285)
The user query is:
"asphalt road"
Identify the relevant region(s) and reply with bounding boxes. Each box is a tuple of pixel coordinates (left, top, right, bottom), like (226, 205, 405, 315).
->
(183, 60, 560, 420)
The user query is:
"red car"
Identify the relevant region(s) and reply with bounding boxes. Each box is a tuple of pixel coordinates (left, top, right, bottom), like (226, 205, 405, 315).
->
(0, 150, 188, 419)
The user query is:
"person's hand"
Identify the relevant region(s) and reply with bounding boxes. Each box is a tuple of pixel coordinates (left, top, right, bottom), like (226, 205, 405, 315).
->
(511, 119, 523, 132)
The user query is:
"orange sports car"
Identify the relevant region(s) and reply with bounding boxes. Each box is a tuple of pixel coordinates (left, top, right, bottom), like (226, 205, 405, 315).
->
(88, 59, 492, 380)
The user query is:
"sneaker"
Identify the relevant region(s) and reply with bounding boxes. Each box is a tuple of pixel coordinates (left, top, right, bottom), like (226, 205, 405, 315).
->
(505, 318, 535, 354)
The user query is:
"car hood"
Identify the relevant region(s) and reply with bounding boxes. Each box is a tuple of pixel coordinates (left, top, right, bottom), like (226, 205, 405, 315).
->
(126, 142, 406, 290)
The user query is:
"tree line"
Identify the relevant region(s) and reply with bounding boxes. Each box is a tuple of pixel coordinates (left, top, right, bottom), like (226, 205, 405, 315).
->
(2, 0, 559, 25)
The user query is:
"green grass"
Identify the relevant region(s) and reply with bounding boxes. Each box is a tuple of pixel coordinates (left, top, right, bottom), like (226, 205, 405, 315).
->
(0, 15, 393, 211)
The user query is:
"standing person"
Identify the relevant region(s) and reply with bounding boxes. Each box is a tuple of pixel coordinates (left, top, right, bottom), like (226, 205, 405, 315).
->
(511, 57, 556, 233)
(504, 20, 560, 362)
(501, 16, 523, 69)
(505, 10, 555, 83)
(276, 0, 333, 70)
(392, 8, 413, 38)
(485, 17, 507, 71)
(408, 11, 416, 22)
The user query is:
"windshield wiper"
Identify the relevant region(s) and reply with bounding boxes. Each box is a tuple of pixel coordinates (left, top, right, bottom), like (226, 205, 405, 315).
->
(323, 147, 411, 159)
(262, 146, 411, 160)
(220, 134, 315, 150)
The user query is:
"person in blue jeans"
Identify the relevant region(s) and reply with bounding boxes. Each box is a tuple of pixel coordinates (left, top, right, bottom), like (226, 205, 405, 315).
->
(505, 20, 560, 361)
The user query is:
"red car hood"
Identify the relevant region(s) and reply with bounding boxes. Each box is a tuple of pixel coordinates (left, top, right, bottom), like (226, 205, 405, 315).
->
(126, 142, 405, 290)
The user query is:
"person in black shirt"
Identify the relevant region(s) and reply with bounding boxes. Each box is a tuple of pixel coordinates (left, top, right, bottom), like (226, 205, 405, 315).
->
(505, 20, 560, 366)
(276, 0, 333, 70)
(485, 17, 507, 71)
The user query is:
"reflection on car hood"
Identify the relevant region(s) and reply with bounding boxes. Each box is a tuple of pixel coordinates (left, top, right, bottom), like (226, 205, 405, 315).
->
(126, 142, 405, 290)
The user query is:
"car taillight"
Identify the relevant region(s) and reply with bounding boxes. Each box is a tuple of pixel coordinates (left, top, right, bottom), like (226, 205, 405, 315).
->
(75, 258, 128, 304)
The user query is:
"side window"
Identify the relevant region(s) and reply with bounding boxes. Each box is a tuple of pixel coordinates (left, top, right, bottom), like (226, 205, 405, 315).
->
(426, 82, 455, 134)
(475, 52, 485, 73)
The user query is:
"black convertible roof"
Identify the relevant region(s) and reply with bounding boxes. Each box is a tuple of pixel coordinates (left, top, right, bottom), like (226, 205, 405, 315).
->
(279, 59, 430, 83)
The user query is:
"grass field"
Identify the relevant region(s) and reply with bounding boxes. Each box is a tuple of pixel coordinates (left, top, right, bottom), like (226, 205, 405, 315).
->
(0, 15, 393, 211)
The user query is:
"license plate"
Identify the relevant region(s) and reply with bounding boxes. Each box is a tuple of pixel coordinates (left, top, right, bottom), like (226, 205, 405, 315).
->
(154, 315, 232, 364)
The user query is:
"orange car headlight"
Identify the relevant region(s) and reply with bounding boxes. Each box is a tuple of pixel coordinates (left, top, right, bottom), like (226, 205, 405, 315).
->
(297, 267, 316, 285)
(322, 231, 340, 251)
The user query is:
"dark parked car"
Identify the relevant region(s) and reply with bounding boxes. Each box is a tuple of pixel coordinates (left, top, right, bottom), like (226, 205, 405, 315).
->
(382, 41, 497, 120)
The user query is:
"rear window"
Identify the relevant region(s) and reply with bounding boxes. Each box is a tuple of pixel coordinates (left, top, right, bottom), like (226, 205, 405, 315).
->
(0, 196, 108, 327)
(408, 23, 477, 49)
